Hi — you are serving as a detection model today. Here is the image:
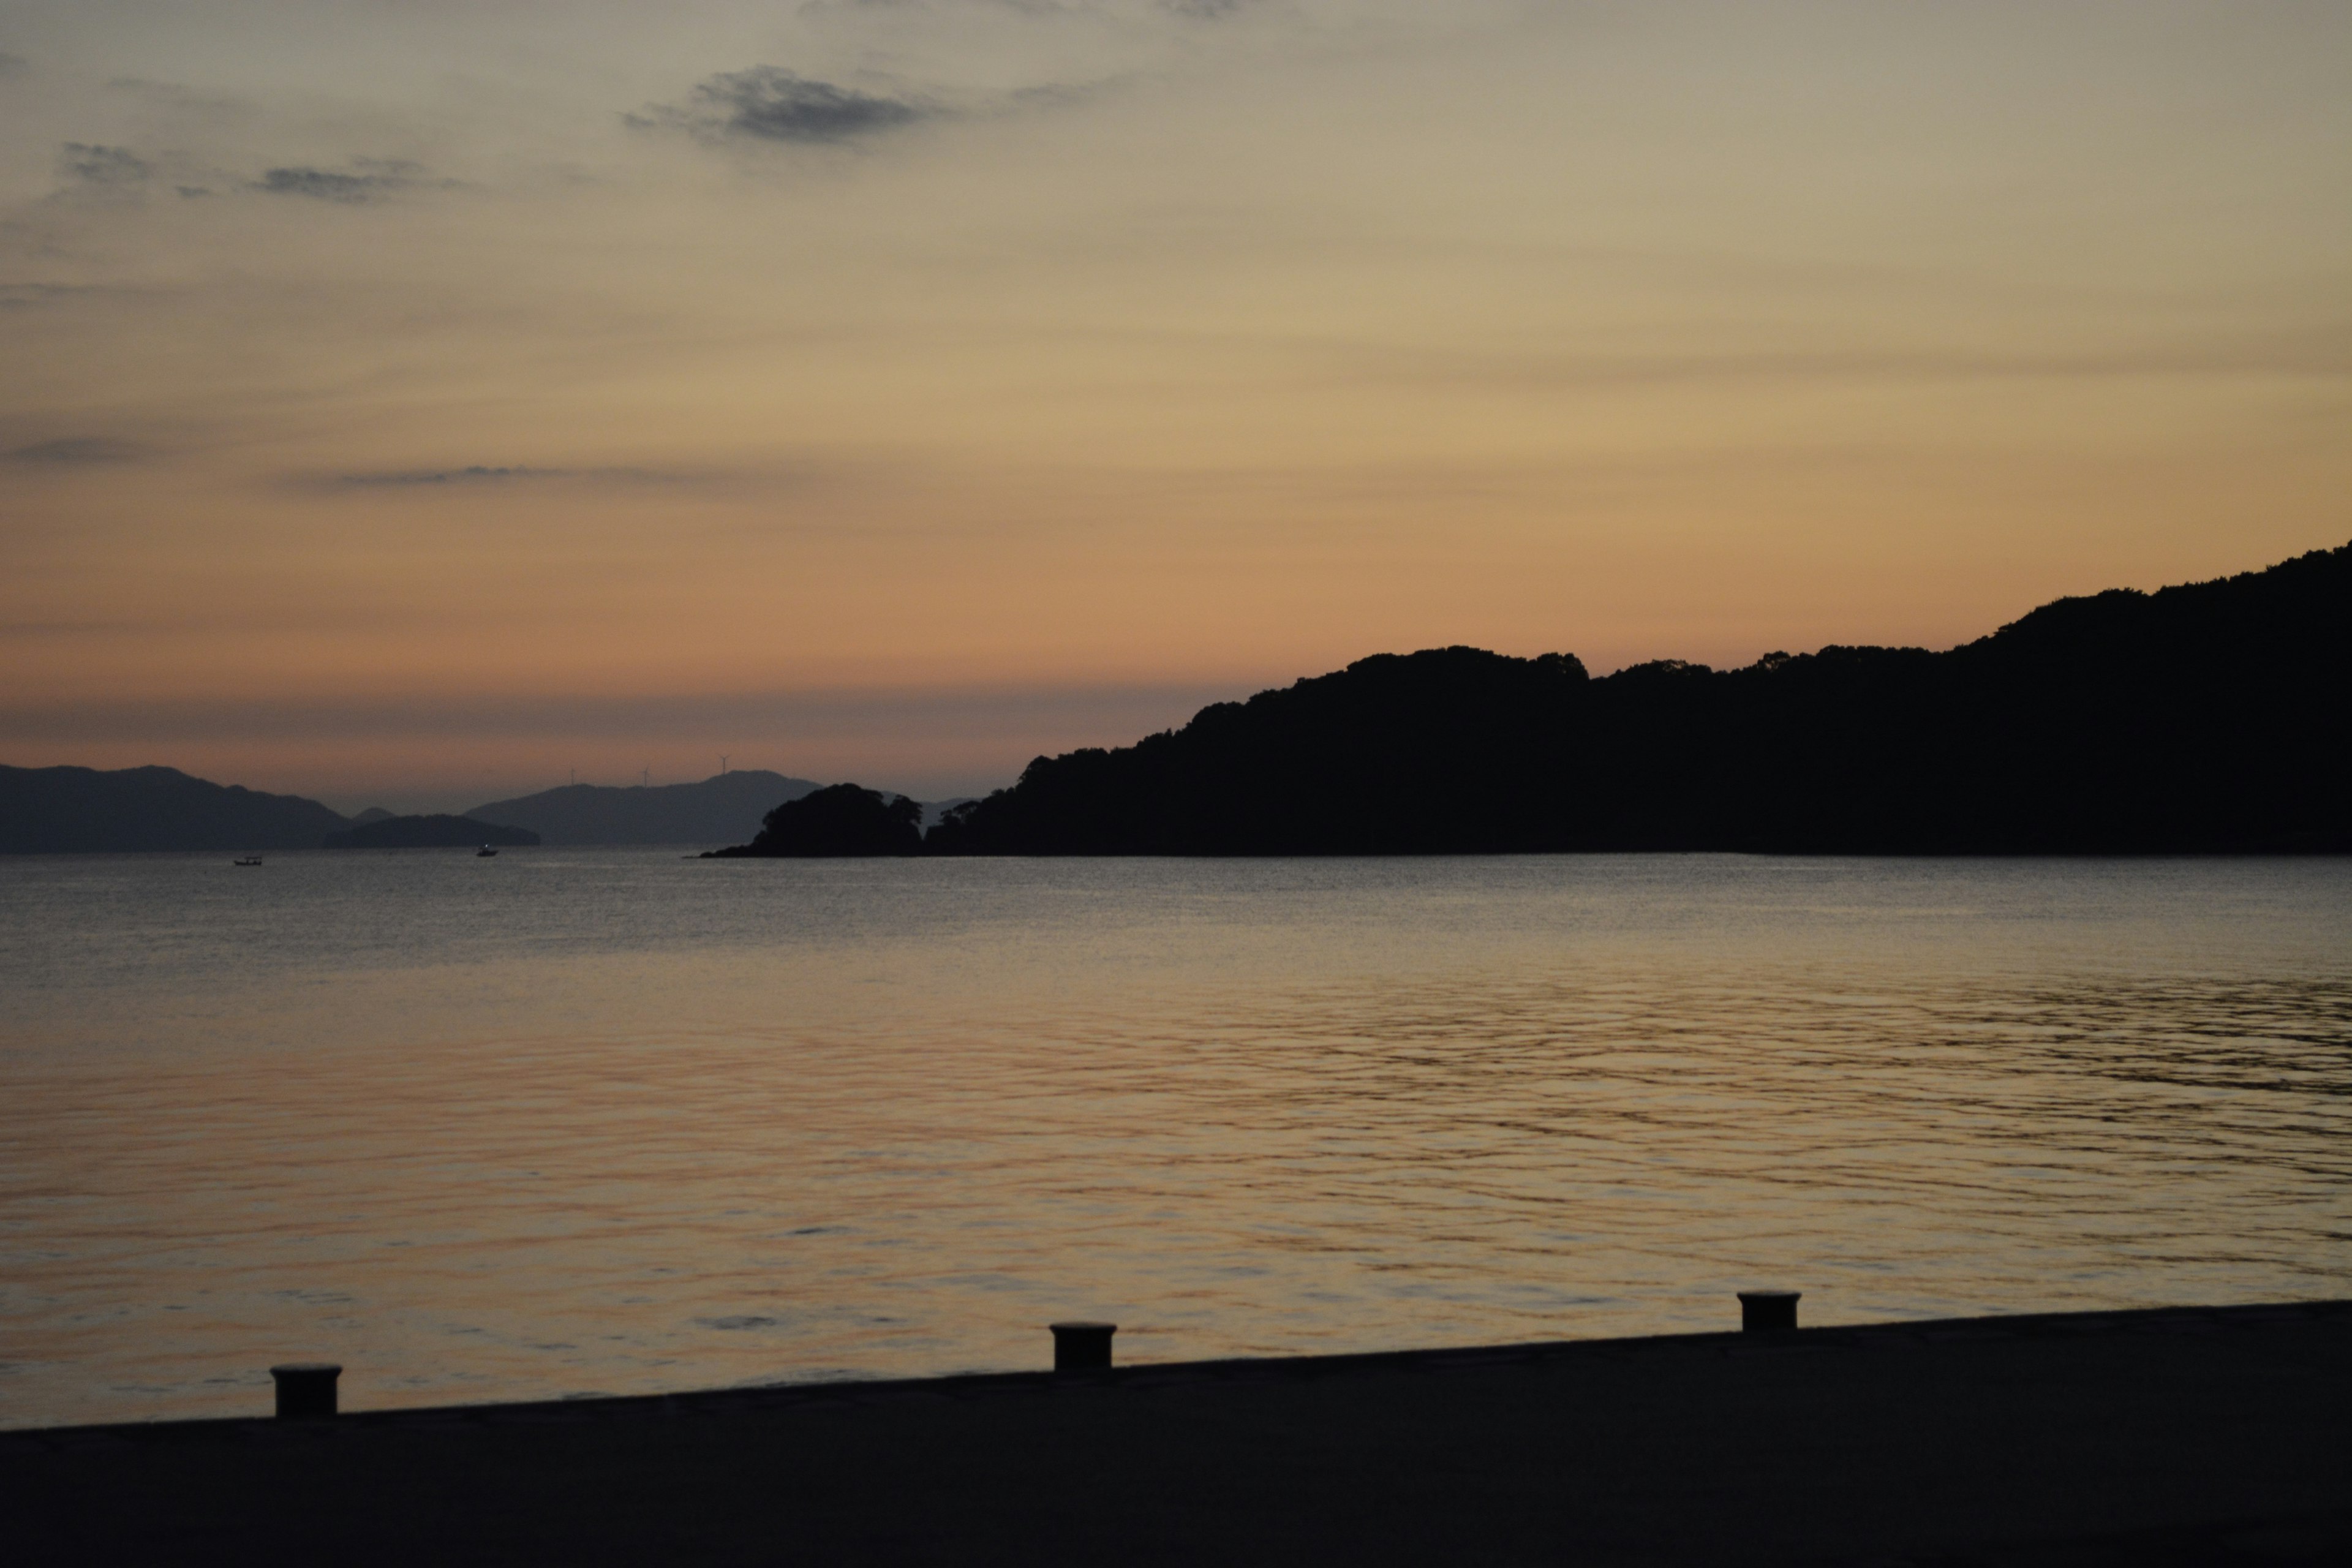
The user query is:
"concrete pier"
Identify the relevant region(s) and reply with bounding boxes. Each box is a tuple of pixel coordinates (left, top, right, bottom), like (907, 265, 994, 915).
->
(7, 1300, 2348, 1565)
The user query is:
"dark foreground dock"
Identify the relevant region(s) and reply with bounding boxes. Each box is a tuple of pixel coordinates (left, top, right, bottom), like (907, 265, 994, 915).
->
(9, 1301, 2350, 1566)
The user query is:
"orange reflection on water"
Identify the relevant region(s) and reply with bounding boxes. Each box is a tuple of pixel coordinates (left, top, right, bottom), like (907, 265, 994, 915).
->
(2, 852, 2348, 1428)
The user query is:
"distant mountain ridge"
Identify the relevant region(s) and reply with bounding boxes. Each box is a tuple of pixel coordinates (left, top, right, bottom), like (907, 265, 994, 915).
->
(927, 540, 2352, 856)
(0, 765, 351, 854)
(0, 766, 866, 853)
(466, 771, 825, 845)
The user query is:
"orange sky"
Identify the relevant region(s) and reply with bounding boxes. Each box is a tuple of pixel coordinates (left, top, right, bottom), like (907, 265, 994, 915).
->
(2, 2, 2346, 809)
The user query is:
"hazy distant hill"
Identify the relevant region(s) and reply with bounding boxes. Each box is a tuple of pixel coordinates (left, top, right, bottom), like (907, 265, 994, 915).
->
(928, 540, 2352, 856)
(323, 815, 538, 850)
(466, 770, 824, 845)
(0, 764, 352, 854)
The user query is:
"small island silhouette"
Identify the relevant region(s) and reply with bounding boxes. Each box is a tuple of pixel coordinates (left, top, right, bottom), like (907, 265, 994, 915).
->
(703, 783, 923, 858)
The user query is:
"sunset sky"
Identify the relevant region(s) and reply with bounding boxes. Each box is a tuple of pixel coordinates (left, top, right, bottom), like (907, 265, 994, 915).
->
(2, 1, 2345, 810)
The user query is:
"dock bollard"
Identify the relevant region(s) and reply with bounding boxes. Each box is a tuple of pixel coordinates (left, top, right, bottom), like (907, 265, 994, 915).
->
(270, 1363, 342, 1419)
(1736, 1291, 1801, 1333)
(1049, 1322, 1117, 1372)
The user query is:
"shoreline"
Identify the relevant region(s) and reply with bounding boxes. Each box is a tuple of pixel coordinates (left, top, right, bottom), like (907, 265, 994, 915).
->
(10, 1295, 2348, 1441)
(12, 1299, 2350, 1563)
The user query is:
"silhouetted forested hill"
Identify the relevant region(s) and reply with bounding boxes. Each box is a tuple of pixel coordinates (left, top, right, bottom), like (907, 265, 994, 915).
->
(705, 783, 922, 857)
(0, 765, 352, 853)
(468, 770, 823, 845)
(926, 541, 2351, 855)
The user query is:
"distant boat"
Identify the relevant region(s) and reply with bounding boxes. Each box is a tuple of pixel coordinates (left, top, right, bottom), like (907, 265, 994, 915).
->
(476, 845, 498, 858)
(232, 854, 263, 867)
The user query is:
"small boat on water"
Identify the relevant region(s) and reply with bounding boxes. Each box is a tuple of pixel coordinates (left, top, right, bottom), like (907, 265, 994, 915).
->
(232, 854, 263, 867)
(476, 845, 498, 858)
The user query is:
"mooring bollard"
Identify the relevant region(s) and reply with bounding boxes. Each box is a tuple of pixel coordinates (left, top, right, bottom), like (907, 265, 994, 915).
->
(1049, 1321, 1117, 1372)
(1736, 1291, 1801, 1333)
(270, 1362, 342, 1419)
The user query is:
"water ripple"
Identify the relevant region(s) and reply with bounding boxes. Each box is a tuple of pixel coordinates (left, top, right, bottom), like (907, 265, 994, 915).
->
(2, 851, 2348, 1427)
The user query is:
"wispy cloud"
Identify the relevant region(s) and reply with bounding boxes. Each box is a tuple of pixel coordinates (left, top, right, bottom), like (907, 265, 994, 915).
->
(330, 464, 551, 487)
(0, 51, 28, 78)
(58, 142, 152, 192)
(1336, 333, 2352, 391)
(0, 282, 104, 311)
(302, 464, 703, 491)
(629, 66, 934, 145)
(49, 141, 436, 205)
(249, 159, 431, 203)
(51, 140, 223, 200)
(4, 435, 146, 466)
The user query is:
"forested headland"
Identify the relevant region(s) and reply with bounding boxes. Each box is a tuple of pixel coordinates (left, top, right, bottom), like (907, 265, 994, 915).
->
(913, 541, 2349, 856)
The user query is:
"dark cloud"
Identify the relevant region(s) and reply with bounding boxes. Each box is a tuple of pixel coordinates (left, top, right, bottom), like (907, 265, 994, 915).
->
(59, 143, 152, 190)
(251, 170, 371, 200)
(631, 66, 931, 145)
(50, 142, 437, 205)
(5, 436, 145, 466)
(249, 159, 432, 204)
(330, 465, 553, 486)
(309, 464, 699, 491)
(0, 51, 27, 77)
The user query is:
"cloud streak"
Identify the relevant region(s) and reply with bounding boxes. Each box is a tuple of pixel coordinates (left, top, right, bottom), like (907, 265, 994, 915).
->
(630, 66, 933, 144)
(1305, 328, 2352, 393)
(4, 435, 146, 466)
(330, 464, 552, 487)
(249, 160, 428, 203)
(58, 142, 152, 190)
(0, 283, 107, 311)
(300, 464, 706, 491)
(45, 140, 442, 205)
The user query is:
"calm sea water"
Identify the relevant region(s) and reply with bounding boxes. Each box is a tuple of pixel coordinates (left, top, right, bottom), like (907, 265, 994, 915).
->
(2, 850, 2348, 1429)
